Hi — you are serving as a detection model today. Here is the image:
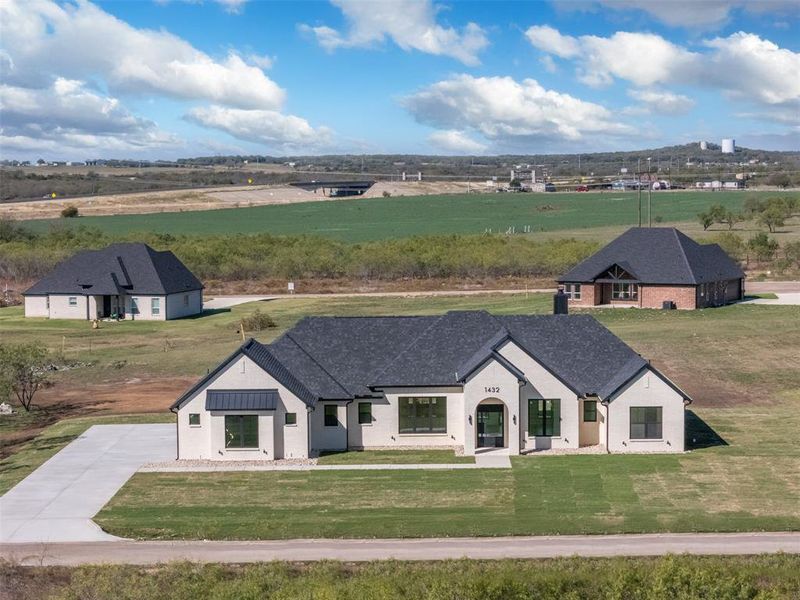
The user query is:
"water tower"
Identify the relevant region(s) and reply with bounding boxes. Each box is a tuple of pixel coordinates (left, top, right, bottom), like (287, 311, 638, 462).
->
(721, 138, 735, 154)
(699, 140, 708, 150)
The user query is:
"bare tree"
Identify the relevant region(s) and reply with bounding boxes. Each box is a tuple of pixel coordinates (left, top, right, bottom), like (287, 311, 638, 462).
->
(0, 343, 52, 412)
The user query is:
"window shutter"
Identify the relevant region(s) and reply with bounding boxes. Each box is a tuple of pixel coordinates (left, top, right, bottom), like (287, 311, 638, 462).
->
(552, 399, 561, 437)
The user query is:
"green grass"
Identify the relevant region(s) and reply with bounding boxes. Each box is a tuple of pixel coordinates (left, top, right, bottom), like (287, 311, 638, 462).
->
(5, 556, 800, 600)
(317, 449, 474, 465)
(23, 190, 798, 241)
(91, 298, 800, 540)
(0, 413, 173, 495)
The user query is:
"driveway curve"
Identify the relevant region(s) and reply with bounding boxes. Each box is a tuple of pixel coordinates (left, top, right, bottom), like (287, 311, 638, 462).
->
(0, 424, 174, 543)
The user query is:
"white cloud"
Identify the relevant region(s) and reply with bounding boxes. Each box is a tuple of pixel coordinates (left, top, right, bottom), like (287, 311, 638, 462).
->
(0, 78, 180, 156)
(0, 0, 285, 110)
(215, 0, 248, 13)
(627, 89, 695, 115)
(186, 105, 333, 150)
(403, 75, 634, 147)
(428, 130, 487, 154)
(539, 55, 558, 74)
(526, 27, 800, 125)
(0, 1, 333, 156)
(301, 0, 489, 65)
(593, 0, 799, 29)
(525, 25, 580, 58)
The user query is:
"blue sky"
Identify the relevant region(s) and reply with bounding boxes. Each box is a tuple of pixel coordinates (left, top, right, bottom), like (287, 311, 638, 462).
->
(1, 0, 798, 160)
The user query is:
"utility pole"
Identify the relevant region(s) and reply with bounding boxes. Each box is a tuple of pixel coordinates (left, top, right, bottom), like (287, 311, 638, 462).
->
(637, 168, 642, 227)
(647, 157, 652, 227)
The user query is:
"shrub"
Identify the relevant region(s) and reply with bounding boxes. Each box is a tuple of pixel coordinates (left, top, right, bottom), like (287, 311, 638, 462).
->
(747, 232, 779, 262)
(382, 190, 391, 197)
(60, 205, 79, 218)
(240, 309, 277, 332)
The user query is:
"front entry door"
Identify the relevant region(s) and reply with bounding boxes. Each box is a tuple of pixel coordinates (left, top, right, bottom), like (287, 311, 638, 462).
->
(477, 404, 504, 448)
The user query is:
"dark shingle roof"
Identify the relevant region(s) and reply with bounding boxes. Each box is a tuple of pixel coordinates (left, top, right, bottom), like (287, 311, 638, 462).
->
(24, 243, 203, 296)
(558, 227, 744, 285)
(206, 389, 279, 411)
(173, 310, 689, 410)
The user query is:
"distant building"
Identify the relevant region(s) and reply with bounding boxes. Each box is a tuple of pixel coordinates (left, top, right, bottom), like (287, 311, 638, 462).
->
(558, 227, 744, 310)
(24, 243, 203, 320)
(721, 138, 735, 154)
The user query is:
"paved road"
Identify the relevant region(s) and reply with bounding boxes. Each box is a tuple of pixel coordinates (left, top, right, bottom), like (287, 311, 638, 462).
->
(203, 282, 800, 309)
(0, 424, 174, 543)
(2, 532, 798, 566)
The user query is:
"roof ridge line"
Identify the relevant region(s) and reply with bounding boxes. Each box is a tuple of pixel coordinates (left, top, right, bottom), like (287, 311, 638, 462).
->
(243, 339, 318, 404)
(370, 313, 448, 384)
(672, 228, 697, 284)
(283, 333, 351, 397)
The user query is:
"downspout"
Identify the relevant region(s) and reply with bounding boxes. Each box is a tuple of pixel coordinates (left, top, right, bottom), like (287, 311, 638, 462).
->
(170, 406, 179, 460)
(307, 406, 313, 458)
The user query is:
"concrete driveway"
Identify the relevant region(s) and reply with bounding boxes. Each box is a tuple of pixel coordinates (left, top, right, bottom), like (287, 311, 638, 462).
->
(0, 424, 174, 543)
(742, 293, 800, 306)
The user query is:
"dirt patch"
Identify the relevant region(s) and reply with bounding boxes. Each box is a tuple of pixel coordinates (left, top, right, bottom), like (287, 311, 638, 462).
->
(0, 378, 188, 459)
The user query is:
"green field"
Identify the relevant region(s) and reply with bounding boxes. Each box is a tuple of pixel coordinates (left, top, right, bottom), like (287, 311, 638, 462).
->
(24, 190, 797, 241)
(6, 556, 799, 600)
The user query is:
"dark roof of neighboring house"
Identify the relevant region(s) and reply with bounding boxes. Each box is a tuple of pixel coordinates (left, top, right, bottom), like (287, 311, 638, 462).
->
(558, 227, 745, 285)
(172, 310, 686, 410)
(24, 243, 203, 296)
(206, 389, 279, 411)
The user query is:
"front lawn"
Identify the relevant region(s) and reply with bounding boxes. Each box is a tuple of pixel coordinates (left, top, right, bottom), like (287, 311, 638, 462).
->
(317, 449, 474, 465)
(96, 390, 800, 540)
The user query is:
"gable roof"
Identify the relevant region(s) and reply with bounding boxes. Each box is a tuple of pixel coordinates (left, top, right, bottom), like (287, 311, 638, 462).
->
(24, 243, 203, 296)
(558, 228, 744, 285)
(174, 310, 673, 409)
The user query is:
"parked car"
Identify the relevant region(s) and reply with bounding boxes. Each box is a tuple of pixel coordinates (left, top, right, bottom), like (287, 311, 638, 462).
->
(576, 185, 589, 192)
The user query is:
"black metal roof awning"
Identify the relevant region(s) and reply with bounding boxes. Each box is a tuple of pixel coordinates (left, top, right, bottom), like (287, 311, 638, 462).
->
(206, 389, 279, 411)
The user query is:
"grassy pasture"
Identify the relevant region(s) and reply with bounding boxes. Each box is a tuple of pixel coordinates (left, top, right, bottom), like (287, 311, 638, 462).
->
(4, 555, 800, 600)
(22, 190, 798, 241)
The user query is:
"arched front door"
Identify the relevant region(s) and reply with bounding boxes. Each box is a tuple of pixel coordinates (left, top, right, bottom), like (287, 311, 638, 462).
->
(476, 401, 505, 448)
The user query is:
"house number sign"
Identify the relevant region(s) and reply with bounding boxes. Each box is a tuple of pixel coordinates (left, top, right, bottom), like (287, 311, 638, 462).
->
(484, 386, 501, 394)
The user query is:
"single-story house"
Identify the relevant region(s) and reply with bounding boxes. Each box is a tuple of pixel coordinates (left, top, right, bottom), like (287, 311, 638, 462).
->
(171, 308, 690, 460)
(24, 242, 203, 320)
(558, 227, 744, 309)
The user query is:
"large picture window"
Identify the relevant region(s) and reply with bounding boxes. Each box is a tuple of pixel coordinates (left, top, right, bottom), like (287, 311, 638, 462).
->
(224, 415, 258, 448)
(612, 283, 638, 300)
(630, 407, 662, 439)
(399, 397, 447, 434)
(528, 399, 561, 437)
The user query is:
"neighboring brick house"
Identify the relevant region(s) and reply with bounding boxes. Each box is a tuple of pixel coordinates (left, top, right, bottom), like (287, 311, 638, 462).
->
(558, 228, 744, 310)
(23, 243, 203, 320)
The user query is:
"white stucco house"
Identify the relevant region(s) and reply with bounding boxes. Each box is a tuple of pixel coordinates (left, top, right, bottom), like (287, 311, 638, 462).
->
(171, 308, 691, 460)
(23, 243, 203, 320)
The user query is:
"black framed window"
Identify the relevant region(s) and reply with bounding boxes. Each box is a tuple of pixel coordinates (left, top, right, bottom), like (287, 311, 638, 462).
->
(324, 404, 338, 427)
(285, 412, 297, 425)
(583, 400, 597, 422)
(565, 283, 582, 300)
(528, 399, 560, 437)
(612, 283, 638, 300)
(224, 415, 258, 448)
(398, 397, 447, 433)
(188, 413, 200, 426)
(630, 407, 662, 439)
(358, 402, 372, 425)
